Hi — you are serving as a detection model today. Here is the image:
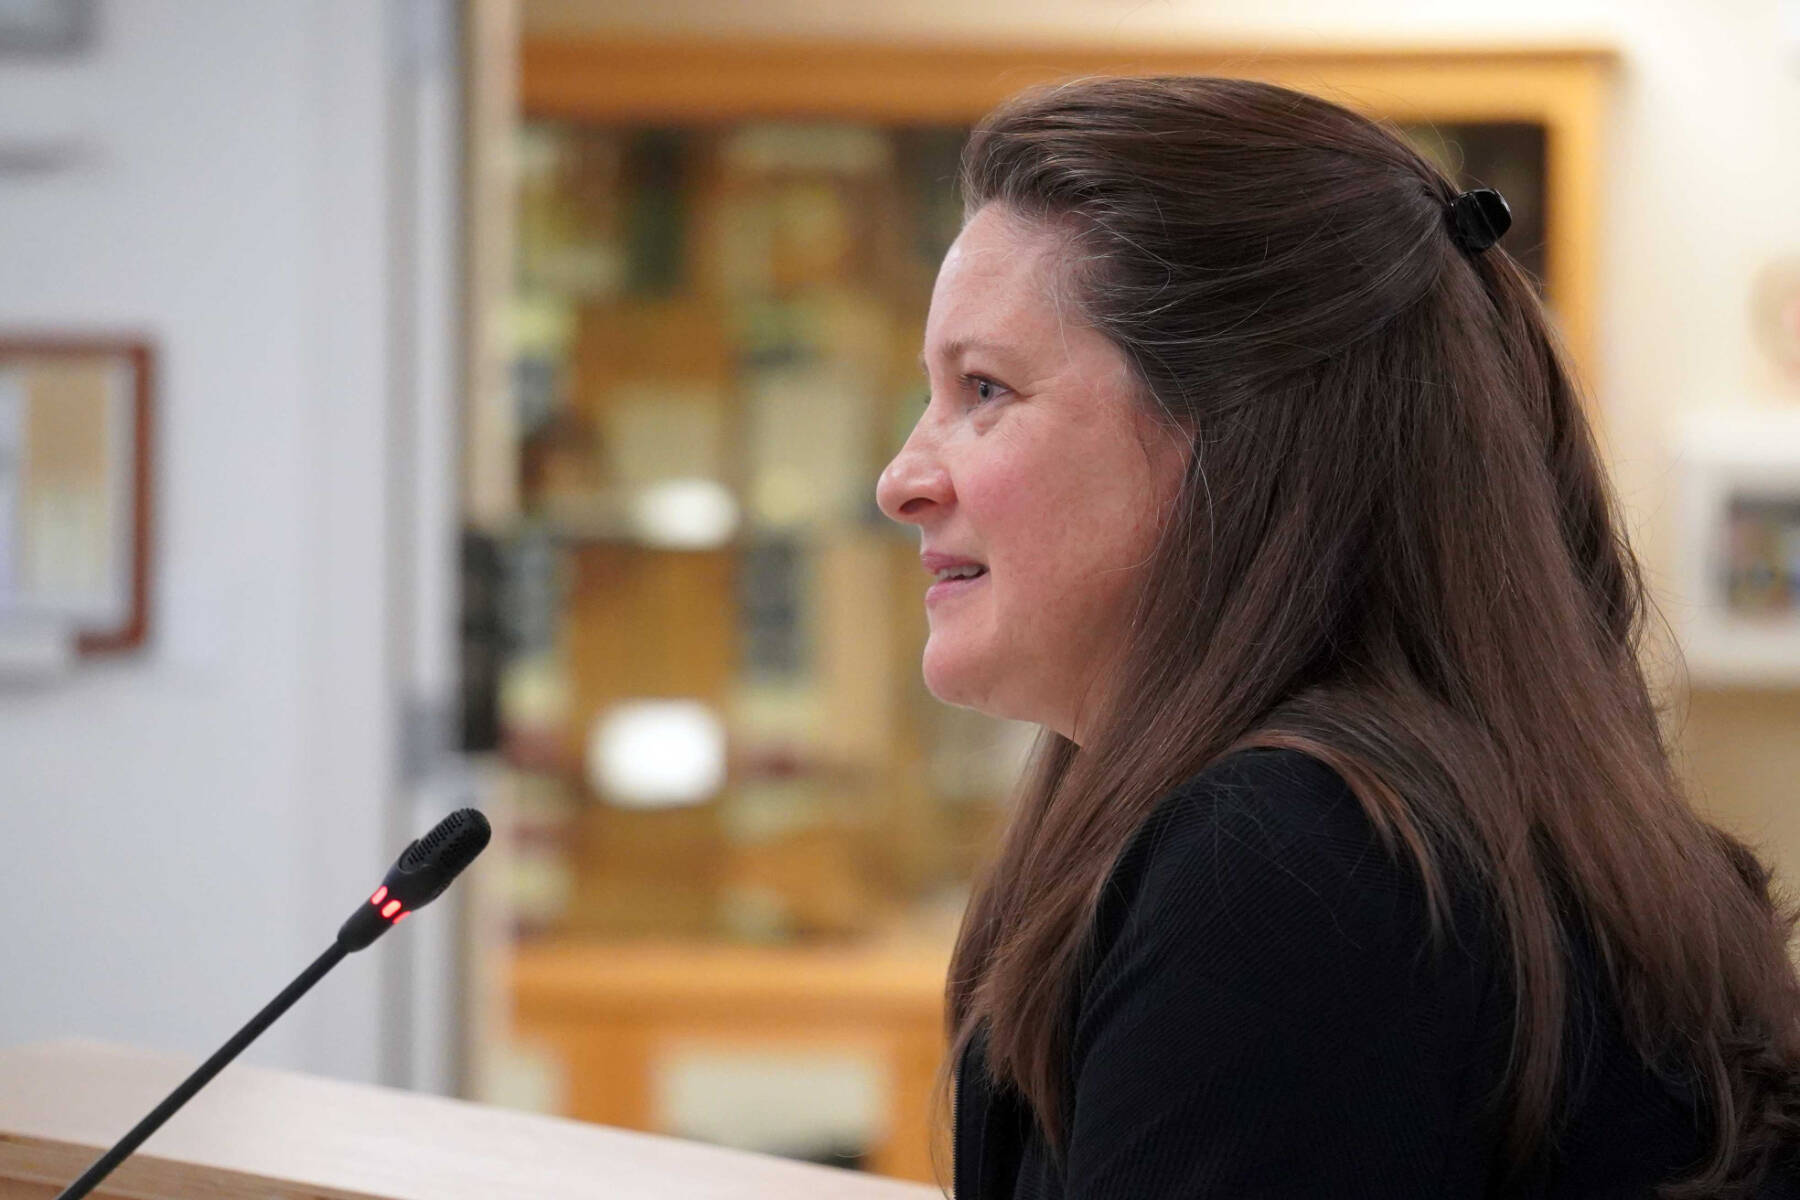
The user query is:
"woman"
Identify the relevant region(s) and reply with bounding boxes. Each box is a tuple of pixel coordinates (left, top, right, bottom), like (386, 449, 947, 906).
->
(874, 76, 1800, 1198)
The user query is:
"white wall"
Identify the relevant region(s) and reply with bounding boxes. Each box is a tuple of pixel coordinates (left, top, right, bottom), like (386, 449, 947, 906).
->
(0, 1, 405, 1083)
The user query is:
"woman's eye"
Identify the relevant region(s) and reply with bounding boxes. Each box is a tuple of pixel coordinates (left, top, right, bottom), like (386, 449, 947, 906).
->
(961, 374, 1005, 405)
(918, 375, 1008, 410)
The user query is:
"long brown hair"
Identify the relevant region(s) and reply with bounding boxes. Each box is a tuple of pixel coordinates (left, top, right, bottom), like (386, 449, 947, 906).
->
(927, 75, 1800, 1198)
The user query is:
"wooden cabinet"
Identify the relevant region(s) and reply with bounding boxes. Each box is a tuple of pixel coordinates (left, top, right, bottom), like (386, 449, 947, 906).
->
(510, 937, 952, 1184)
(490, 30, 1617, 1182)
(522, 36, 1613, 390)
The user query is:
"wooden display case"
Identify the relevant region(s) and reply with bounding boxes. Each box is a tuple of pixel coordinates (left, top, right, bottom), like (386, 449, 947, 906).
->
(522, 36, 1613, 384)
(489, 31, 1618, 1182)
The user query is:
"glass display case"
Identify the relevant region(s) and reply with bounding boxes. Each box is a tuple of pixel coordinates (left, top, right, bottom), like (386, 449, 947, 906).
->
(495, 118, 1003, 949)
(490, 109, 1553, 946)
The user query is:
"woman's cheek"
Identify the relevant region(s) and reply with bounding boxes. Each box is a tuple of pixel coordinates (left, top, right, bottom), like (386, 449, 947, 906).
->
(964, 458, 1039, 529)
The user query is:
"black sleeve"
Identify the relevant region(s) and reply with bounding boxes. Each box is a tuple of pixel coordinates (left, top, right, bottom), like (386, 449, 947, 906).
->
(1061, 752, 1488, 1198)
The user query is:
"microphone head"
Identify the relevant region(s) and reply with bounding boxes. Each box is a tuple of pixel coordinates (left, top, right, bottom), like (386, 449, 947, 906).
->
(397, 807, 492, 878)
(337, 809, 492, 952)
(387, 808, 492, 910)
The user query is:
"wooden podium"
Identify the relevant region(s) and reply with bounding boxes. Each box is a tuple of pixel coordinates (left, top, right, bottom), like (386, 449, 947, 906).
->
(0, 1041, 943, 1199)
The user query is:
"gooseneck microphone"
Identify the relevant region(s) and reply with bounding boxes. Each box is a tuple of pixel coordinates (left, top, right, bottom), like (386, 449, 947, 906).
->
(53, 808, 492, 1200)
(336, 808, 493, 950)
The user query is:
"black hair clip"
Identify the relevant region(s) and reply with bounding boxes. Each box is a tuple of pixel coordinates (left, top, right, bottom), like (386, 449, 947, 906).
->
(1446, 187, 1512, 255)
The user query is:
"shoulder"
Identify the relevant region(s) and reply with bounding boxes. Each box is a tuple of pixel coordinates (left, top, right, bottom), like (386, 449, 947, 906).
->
(1078, 746, 1492, 1032)
(1058, 746, 1505, 1190)
(1100, 746, 1414, 936)
(1162, 744, 1373, 842)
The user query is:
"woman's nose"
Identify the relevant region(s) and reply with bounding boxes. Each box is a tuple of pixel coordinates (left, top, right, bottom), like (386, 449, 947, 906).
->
(875, 433, 951, 526)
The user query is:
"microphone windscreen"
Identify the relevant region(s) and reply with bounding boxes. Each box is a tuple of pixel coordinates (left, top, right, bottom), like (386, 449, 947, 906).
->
(338, 809, 493, 952)
(399, 807, 492, 877)
(386, 808, 492, 911)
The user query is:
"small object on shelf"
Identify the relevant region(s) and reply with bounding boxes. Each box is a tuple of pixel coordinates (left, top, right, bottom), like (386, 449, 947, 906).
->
(1751, 255, 1800, 380)
(1672, 408, 1800, 686)
(628, 478, 739, 549)
(586, 698, 727, 809)
(498, 651, 574, 774)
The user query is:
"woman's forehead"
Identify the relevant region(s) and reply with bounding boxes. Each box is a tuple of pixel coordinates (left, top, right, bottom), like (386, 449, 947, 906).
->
(918, 335, 1026, 374)
(929, 220, 1079, 356)
(941, 206, 1062, 287)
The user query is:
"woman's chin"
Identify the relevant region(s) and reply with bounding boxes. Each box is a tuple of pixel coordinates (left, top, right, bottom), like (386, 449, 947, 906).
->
(920, 643, 978, 707)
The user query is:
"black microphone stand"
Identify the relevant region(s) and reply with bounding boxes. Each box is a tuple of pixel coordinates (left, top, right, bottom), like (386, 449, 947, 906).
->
(53, 942, 349, 1200)
(51, 805, 490, 1200)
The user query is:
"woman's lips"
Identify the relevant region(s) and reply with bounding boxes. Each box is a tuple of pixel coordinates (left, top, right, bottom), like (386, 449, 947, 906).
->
(926, 567, 988, 605)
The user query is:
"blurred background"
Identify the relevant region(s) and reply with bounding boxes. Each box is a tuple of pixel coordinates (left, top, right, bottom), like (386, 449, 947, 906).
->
(3, 0, 1799, 1185)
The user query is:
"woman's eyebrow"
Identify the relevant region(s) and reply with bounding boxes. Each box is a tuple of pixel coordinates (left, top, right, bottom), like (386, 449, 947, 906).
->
(917, 336, 1019, 374)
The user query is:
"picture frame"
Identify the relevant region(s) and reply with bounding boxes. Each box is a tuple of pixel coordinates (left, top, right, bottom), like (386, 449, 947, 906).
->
(0, 337, 154, 673)
(0, 0, 95, 58)
(1671, 408, 1800, 687)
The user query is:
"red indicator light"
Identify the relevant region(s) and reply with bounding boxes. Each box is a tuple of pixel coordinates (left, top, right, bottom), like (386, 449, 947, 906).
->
(382, 899, 402, 919)
(371, 886, 388, 907)
(395, 911, 410, 923)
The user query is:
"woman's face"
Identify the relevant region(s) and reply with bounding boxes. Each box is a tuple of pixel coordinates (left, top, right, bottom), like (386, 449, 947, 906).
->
(876, 204, 1190, 745)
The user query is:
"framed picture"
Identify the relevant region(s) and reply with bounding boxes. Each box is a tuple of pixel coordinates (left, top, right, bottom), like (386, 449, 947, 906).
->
(0, 0, 94, 57)
(1672, 409, 1800, 687)
(0, 338, 153, 674)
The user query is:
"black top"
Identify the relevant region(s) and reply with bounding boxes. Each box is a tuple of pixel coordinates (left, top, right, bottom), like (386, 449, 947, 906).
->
(951, 747, 1800, 1198)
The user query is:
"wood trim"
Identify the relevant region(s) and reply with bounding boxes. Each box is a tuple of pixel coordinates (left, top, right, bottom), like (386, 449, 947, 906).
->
(511, 937, 948, 1024)
(0, 1040, 940, 1199)
(521, 35, 1618, 123)
(520, 32, 1616, 402)
(462, 0, 522, 530)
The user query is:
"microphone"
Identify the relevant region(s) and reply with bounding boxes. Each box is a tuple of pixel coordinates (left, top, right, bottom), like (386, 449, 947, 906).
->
(53, 808, 492, 1200)
(337, 807, 493, 950)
